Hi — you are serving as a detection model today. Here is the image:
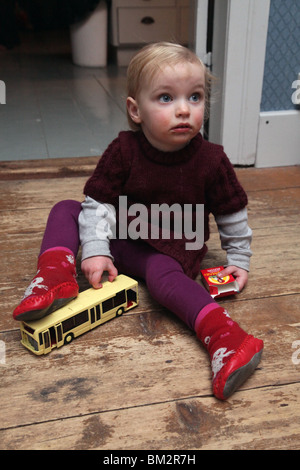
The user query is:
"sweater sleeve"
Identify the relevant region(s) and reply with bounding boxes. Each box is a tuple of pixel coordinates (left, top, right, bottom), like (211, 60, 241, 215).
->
(206, 151, 248, 216)
(83, 134, 129, 206)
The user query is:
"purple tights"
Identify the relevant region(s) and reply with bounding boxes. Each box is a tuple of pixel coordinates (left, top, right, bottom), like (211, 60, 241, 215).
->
(40, 200, 217, 331)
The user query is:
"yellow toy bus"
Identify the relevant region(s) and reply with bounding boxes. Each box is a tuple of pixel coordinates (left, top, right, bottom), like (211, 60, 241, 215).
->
(20, 275, 139, 355)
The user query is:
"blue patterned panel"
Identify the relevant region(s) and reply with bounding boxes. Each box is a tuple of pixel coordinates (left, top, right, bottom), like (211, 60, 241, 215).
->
(261, 0, 300, 111)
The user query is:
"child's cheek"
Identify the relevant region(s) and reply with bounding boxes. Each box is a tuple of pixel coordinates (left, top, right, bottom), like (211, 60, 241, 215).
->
(193, 108, 204, 128)
(154, 109, 171, 128)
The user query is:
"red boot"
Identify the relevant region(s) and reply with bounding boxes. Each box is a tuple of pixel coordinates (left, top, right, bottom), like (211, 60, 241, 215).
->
(211, 334, 263, 400)
(13, 248, 79, 321)
(196, 307, 263, 400)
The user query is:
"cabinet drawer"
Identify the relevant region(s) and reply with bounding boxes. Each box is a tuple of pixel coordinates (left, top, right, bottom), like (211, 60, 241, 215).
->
(114, 0, 175, 7)
(118, 8, 177, 45)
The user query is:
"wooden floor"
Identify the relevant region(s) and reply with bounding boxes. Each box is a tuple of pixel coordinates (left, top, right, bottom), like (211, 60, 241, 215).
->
(0, 158, 299, 450)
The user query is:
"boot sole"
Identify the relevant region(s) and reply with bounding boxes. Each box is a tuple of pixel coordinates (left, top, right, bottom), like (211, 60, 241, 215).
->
(15, 297, 76, 322)
(222, 349, 263, 399)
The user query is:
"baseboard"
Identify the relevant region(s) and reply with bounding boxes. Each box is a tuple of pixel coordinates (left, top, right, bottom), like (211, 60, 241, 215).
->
(256, 110, 300, 168)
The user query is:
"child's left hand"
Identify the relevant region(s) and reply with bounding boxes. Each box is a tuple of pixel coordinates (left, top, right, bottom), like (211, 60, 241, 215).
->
(217, 265, 248, 292)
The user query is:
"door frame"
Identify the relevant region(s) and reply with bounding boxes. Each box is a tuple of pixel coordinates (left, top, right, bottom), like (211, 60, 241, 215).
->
(195, 0, 271, 166)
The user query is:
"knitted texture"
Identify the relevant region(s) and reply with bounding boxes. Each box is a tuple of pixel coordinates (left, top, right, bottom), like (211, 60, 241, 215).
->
(84, 131, 248, 279)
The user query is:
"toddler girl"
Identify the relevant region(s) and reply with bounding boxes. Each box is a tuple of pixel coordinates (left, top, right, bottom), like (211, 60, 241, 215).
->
(13, 42, 263, 400)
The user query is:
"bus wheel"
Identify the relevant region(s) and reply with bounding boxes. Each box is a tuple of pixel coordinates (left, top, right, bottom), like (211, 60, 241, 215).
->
(64, 333, 74, 345)
(116, 307, 124, 317)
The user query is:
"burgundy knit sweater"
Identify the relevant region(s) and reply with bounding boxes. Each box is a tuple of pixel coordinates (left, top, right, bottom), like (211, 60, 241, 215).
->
(84, 131, 248, 279)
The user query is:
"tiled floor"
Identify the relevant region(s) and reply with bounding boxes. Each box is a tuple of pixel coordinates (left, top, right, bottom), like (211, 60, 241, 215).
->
(0, 29, 128, 161)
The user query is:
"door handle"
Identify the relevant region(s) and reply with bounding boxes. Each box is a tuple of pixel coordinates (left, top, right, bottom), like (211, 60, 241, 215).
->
(141, 16, 155, 25)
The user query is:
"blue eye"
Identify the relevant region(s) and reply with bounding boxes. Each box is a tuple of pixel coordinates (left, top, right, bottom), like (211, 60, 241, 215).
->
(189, 93, 201, 102)
(159, 94, 172, 103)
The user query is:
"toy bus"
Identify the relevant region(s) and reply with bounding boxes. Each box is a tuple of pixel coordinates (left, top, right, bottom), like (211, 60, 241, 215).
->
(19, 275, 139, 355)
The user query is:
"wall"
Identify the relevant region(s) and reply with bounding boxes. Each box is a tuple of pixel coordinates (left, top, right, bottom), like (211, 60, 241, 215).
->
(261, 0, 300, 112)
(256, 0, 300, 168)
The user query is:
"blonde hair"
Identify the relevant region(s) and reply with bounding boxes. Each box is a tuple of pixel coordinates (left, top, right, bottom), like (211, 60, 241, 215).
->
(126, 42, 213, 131)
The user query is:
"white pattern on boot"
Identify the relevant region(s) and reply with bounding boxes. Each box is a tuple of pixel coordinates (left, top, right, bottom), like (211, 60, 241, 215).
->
(211, 347, 235, 379)
(66, 254, 75, 264)
(223, 309, 231, 318)
(22, 276, 48, 300)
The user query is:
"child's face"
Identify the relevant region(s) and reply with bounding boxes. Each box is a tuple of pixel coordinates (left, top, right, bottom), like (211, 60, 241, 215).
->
(127, 61, 205, 152)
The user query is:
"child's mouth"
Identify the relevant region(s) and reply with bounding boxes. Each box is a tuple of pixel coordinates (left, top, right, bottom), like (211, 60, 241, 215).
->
(171, 124, 192, 133)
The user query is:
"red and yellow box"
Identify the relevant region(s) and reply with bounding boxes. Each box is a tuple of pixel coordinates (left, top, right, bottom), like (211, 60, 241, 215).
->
(200, 266, 239, 299)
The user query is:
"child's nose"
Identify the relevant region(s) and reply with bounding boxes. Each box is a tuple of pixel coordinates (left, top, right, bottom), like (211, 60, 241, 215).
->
(176, 99, 190, 116)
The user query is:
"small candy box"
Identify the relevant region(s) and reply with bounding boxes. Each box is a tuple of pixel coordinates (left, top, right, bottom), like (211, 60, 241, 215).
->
(200, 266, 239, 299)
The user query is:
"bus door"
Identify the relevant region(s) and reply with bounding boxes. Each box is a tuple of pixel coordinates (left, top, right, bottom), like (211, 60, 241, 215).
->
(90, 307, 96, 324)
(42, 330, 52, 354)
(55, 323, 63, 347)
(126, 288, 137, 308)
(90, 304, 102, 324)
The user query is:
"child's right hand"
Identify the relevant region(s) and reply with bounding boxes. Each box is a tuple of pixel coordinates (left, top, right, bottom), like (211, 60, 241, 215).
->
(81, 255, 118, 289)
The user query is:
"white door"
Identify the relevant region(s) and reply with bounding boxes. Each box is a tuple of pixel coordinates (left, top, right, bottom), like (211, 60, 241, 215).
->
(192, 0, 209, 63)
(255, 0, 300, 168)
(195, 0, 271, 166)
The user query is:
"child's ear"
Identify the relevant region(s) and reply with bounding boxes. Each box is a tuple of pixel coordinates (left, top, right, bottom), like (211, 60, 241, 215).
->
(127, 97, 142, 124)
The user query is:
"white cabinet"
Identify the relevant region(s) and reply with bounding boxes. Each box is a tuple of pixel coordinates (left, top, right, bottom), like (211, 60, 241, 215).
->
(117, 8, 177, 45)
(110, 0, 190, 65)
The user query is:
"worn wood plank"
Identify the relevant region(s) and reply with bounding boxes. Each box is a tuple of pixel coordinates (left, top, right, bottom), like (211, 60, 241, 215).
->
(0, 311, 211, 430)
(0, 157, 99, 181)
(0, 178, 85, 211)
(237, 165, 300, 192)
(1, 294, 299, 432)
(1, 177, 299, 217)
(0, 163, 299, 450)
(1, 159, 299, 190)
(1, 382, 299, 450)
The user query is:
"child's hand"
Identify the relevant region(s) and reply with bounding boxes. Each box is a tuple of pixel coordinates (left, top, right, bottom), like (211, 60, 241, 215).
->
(217, 265, 248, 292)
(81, 255, 118, 289)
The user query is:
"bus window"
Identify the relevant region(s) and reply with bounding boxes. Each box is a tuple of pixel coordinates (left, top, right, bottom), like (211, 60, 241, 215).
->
(27, 335, 38, 352)
(102, 297, 114, 313)
(62, 317, 73, 333)
(24, 324, 34, 335)
(62, 310, 89, 332)
(115, 290, 126, 306)
(74, 310, 88, 327)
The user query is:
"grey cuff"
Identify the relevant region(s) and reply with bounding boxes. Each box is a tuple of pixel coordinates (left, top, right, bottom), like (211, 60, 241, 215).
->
(81, 239, 113, 262)
(225, 251, 251, 272)
(215, 207, 252, 272)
